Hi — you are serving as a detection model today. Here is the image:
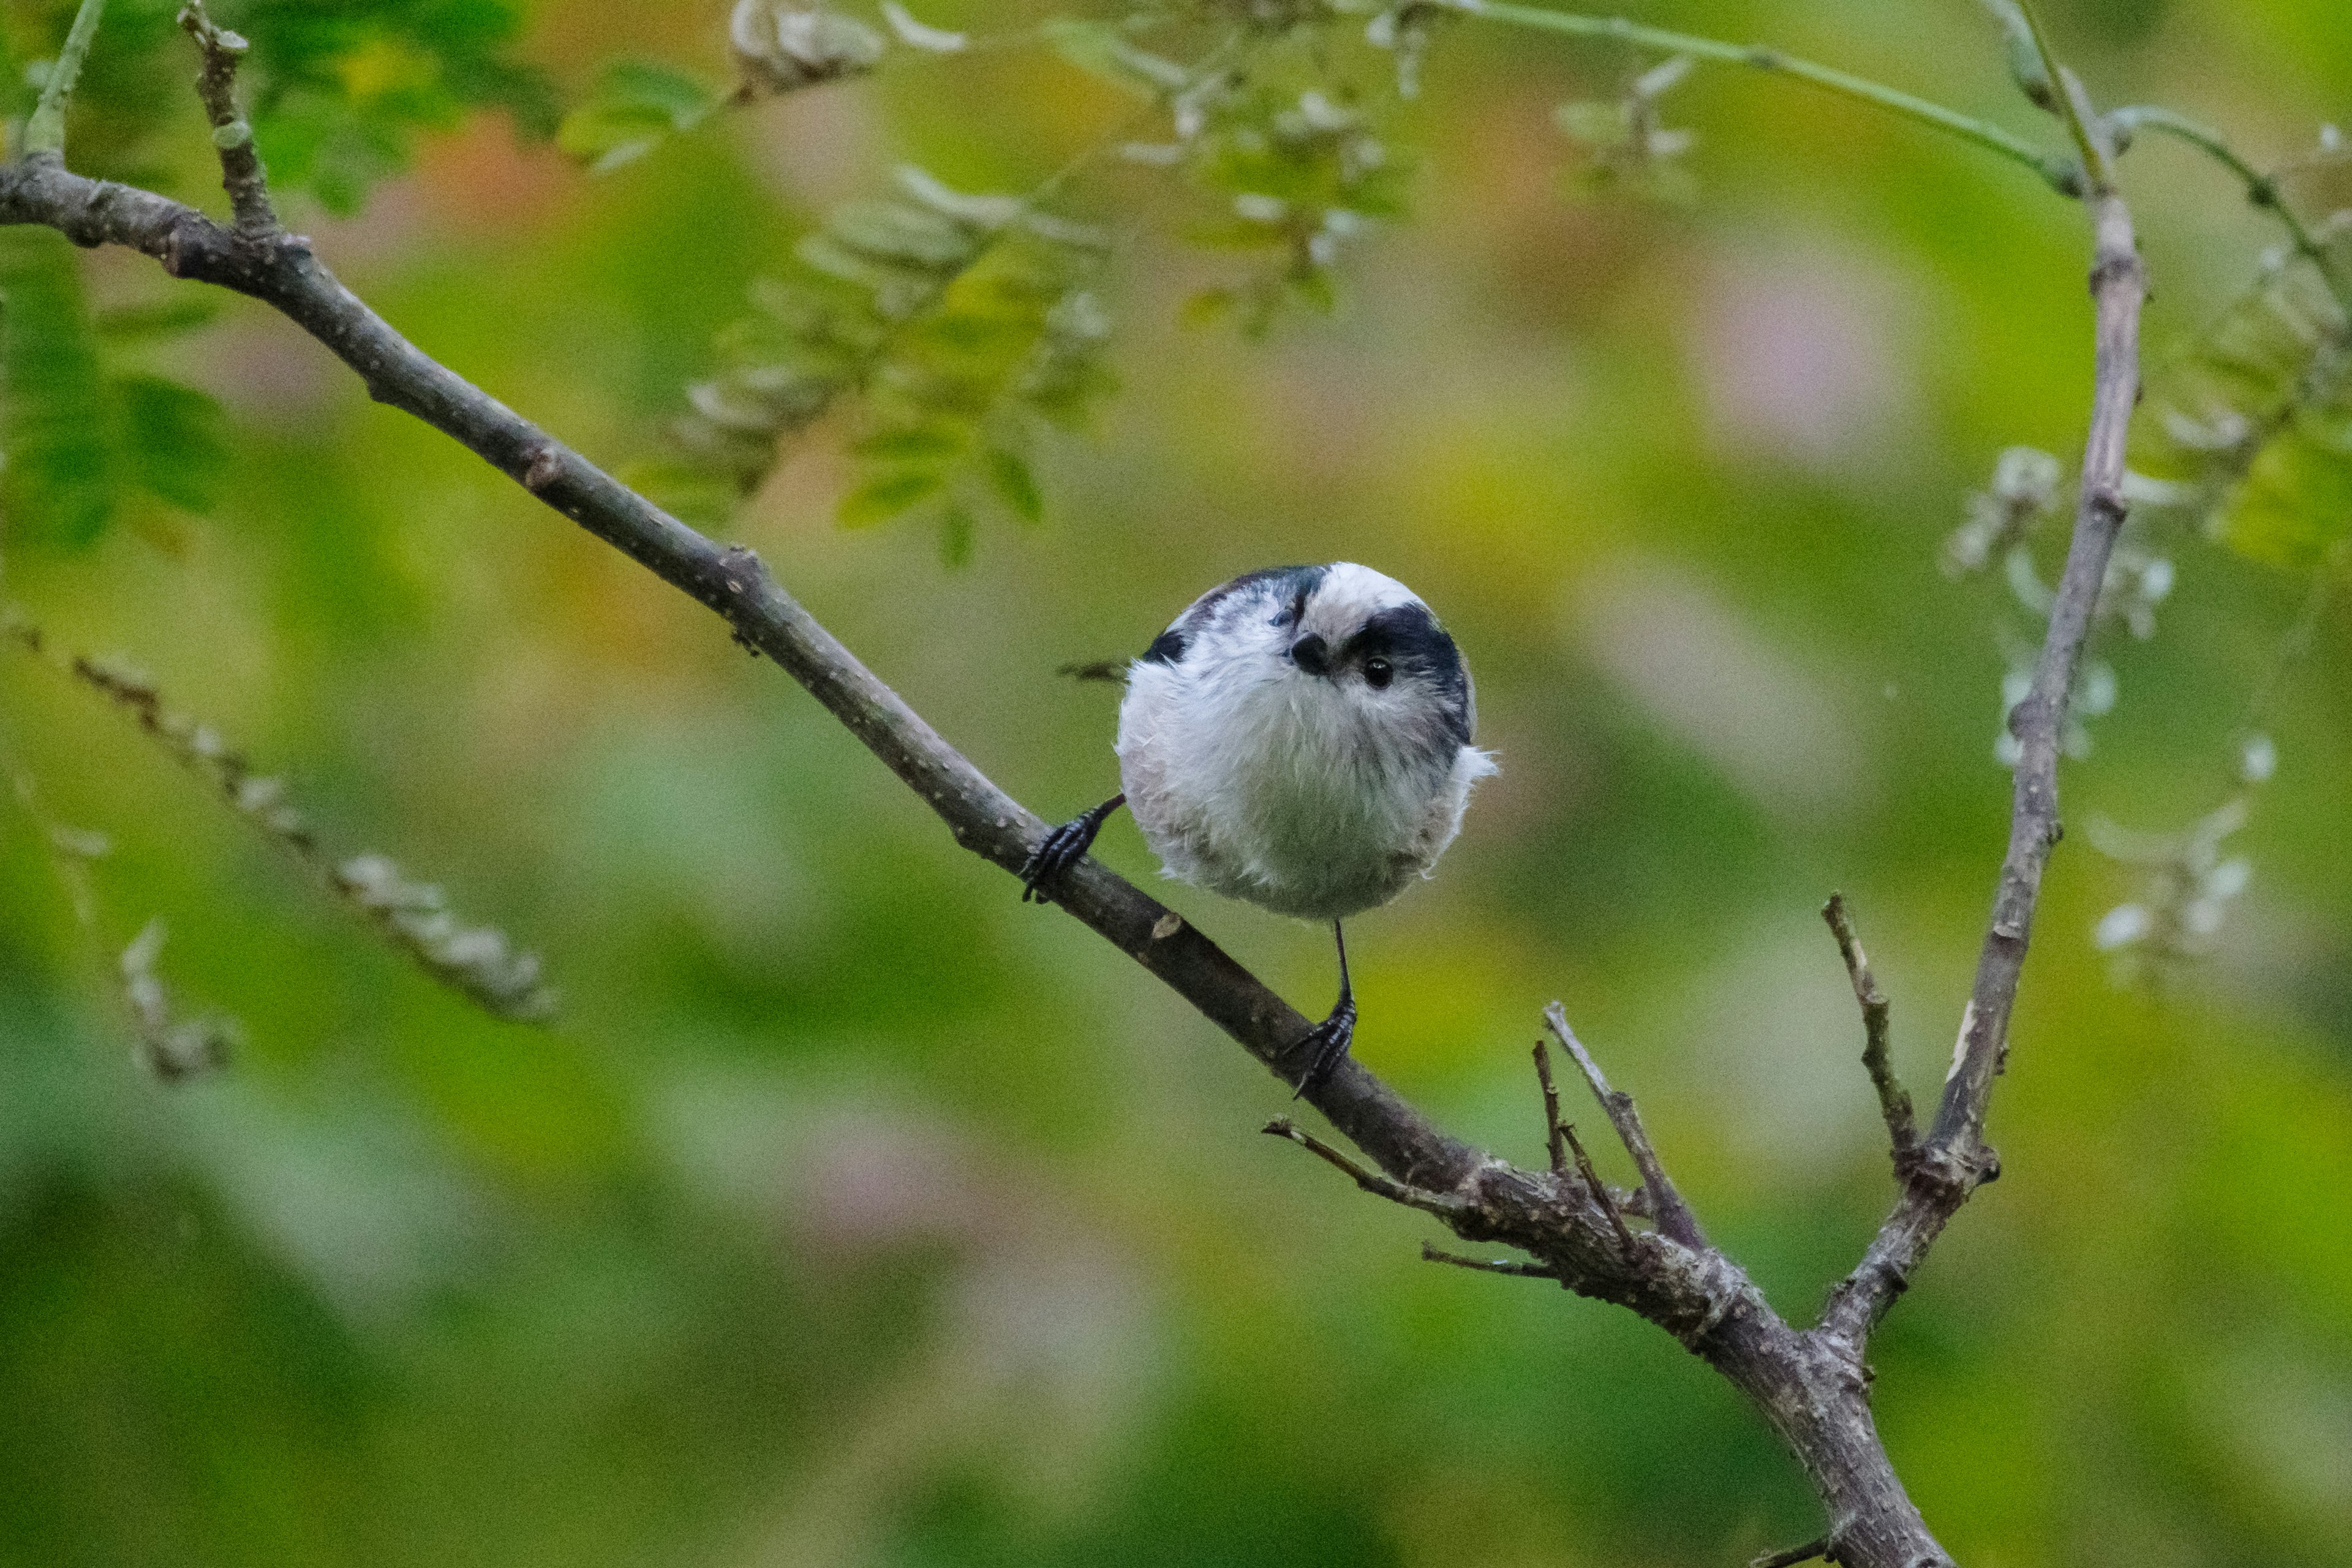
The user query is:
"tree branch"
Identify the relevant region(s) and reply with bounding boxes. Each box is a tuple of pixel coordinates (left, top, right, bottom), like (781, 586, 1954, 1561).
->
(177, 1, 277, 237)
(1264, 1118, 1474, 1221)
(1465, 2, 2068, 187)
(1542, 1003, 1705, 1250)
(1530, 1037, 1568, 1174)
(23, 0, 108, 159)
(2013, 0, 2113, 192)
(1422, 1241, 1559, 1279)
(0, 10, 2160, 1558)
(1825, 162, 2144, 1353)
(2108, 103, 2352, 317)
(1822, 894, 1915, 1163)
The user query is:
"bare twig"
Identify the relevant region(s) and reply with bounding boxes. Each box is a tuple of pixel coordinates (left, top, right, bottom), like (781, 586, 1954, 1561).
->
(1559, 1117, 1637, 1254)
(1421, 1242, 1558, 1280)
(178, 2, 277, 236)
(1531, 1038, 1568, 1174)
(1264, 1119, 1470, 1219)
(1822, 894, 1915, 1161)
(1542, 1003, 1703, 1250)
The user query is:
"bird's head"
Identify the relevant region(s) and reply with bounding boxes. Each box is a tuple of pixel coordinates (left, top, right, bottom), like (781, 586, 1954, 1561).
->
(1267, 563, 1475, 747)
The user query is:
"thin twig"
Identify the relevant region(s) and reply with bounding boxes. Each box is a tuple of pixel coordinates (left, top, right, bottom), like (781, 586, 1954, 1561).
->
(1542, 1003, 1704, 1250)
(1531, 1038, 1568, 1173)
(2, 612, 556, 1022)
(178, 2, 277, 236)
(2109, 104, 2352, 317)
(1466, 2, 2064, 186)
(1560, 1117, 1637, 1254)
(1751, 1538, 1831, 1568)
(1822, 894, 1915, 1160)
(23, 0, 108, 158)
(1263, 1119, 1470, 1219)
(1421, 1242, 1558, 1280)
(2013, 0, 2111, 190)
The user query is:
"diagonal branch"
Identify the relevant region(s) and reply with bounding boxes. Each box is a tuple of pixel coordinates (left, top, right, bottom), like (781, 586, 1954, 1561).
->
(1263, 1118, 1473, 1221)
(1824, 176, 2144, 1353)
(0, 12, 2164, 1559)
(0, 141, 1948, 1558)
(1542, 1003, 1704, 1250)
(1422, 1242, 1558, 1280)
(1822, 894, 1915, 1162)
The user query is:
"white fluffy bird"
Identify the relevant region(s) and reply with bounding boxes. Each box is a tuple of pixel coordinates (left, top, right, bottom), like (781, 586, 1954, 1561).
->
(1022, 564, 1495, 1091)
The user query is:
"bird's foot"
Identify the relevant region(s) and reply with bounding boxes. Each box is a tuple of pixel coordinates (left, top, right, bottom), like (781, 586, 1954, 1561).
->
(1019, 797, 1123, 904)
(1289, 995, 1357, 1099)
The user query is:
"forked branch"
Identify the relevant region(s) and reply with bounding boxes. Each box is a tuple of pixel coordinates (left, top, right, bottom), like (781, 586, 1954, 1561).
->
(1542, 1003, 1704, 1250)
(0, 7, 2152, 1563)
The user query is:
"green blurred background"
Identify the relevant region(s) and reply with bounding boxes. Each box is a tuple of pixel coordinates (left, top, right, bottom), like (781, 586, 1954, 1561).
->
(3, 0, 2350, 1563)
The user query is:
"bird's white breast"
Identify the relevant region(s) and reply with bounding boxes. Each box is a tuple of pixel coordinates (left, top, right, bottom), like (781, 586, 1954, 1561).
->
(1116, 649, 1491, 922)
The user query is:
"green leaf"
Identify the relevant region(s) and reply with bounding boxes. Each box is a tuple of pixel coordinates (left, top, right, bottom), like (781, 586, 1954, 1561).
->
(838, 466, 948, 526)
(984, 446, 1042, 525)
(558, 59, 722, 174)
(2220, 407, 2352, 568)
(114, 375, 230, 514)
(2133, 263, 2352, 568)
(674, 169, 1116, 553)
(235, 0, 556, 212)
(0, 227, 116, 548)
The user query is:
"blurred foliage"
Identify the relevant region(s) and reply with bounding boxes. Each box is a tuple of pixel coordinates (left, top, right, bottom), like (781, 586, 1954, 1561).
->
(661, 165, 1115, 555)
(2133, 257, 2352, 568)
(219, 0, 558, 213)
(3, 1, 2352, 1567)
(4, 0, 554, 211)
(557, 57, 726, 173)
(0, 228, 227, 548)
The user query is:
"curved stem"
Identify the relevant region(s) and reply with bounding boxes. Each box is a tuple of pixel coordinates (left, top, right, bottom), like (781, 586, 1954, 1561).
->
(21, 0, 107, 159)
(1464, 1, 2064, 186)
(2111, 104, 2352, 317)
(2011, 0, 2110, 190)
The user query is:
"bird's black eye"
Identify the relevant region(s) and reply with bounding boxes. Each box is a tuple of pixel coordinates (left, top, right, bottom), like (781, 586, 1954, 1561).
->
(1363, 657, 1394, 690)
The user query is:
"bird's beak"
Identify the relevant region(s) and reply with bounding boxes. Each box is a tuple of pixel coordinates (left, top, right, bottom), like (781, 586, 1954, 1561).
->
(1289, 633, 1332, 678)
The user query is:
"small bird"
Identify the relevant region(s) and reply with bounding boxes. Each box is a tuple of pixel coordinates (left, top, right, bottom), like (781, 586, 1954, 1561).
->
(1022, 564, 1495, 1093)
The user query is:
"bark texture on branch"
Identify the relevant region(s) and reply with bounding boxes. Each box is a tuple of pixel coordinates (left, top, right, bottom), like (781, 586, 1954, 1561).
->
(0, 17, 2146, 1559)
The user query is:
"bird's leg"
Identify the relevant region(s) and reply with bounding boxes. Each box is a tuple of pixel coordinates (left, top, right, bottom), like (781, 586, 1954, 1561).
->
(1291, 921, 1357, 1098)
(1019, 793, 1126, 904)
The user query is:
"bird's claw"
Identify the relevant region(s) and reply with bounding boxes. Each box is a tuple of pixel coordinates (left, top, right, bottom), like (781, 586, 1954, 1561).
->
(1289, 997, 1357, 1099)
(1019, 818, 1096, 903)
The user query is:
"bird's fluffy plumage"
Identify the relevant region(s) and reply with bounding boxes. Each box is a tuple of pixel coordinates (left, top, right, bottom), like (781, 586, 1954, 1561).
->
(1115, 563, 1495, 921)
